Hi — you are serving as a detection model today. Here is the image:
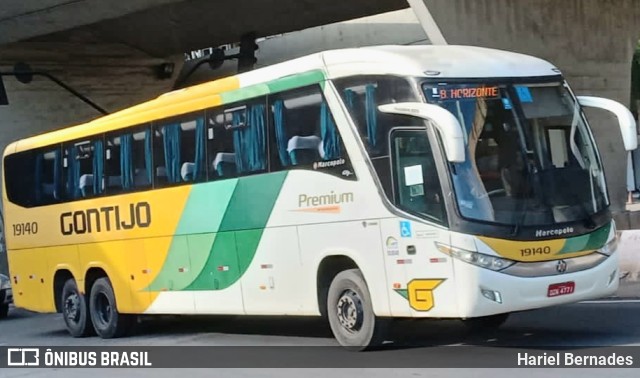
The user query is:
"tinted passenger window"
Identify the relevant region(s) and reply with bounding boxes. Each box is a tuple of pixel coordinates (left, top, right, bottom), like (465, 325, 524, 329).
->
(268, 86, 356, 180)
(63, 139, 103, 200)
(208, 99, 267, 178)
(106, 126, 153, 194)
(335, 76, 421, 157)
(154, 113, 206, 186)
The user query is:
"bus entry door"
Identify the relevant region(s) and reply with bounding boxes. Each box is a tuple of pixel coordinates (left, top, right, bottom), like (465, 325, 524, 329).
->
(380, 219, 454, 317)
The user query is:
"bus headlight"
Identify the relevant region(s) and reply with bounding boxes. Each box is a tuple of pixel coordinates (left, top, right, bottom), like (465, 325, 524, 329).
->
(599, 234, 619, 256)
(435, 243, 515, 271)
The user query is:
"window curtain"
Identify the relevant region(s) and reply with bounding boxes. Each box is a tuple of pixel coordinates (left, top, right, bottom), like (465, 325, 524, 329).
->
(440, 98, 494, 222)
(162, 124, 181, 183)
(92, 140, 104, 195)
(344, 89, 356, 109)
(144, 129, 152, 185)
(273, 100, 290, 166)
(120, 134, 134, 190)
(232, 105, 266, 173)
(232, 111, 247, 173)
(365, 84, 378, 149)
(194, 117, 206, 181)
(35, 153, 43, 203)
(248, 104, 266, 171)
(67, 146, 80, 199)
(53, 149, 61, 200)
(320, 102, 341, 160)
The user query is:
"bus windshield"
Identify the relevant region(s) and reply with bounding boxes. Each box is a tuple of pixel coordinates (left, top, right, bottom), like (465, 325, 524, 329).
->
(423, 81, 608, 227)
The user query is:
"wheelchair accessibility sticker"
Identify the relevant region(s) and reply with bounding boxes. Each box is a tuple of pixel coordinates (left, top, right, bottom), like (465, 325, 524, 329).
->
(400, 221, 412, 238)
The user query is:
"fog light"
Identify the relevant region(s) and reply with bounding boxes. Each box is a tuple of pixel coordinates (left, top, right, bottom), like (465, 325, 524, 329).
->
(481, 289, 503, 304)
(608, 269, 617, 285)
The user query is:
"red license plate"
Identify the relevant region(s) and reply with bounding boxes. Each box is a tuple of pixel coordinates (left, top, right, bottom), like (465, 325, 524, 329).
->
(547, 282, 575, 297)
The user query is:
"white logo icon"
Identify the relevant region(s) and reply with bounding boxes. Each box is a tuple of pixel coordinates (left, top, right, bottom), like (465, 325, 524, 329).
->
(7, 348, 40, 366)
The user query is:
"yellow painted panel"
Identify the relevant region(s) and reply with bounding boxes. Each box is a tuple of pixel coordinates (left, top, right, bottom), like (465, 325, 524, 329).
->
(4, 186, 191, 250)
(478, 236, 568, 262)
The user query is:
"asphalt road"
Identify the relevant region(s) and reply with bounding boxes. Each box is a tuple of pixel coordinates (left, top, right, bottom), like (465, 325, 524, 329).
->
(1, 301, 640, 377)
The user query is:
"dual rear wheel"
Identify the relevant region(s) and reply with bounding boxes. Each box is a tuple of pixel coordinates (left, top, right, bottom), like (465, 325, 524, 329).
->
(61, 277, 133, 338)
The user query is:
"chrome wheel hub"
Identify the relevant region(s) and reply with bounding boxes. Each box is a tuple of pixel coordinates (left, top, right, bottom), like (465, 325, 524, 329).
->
(336, 289, 364, 332)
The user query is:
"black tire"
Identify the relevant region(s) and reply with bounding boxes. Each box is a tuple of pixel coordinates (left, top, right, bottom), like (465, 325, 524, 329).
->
(89, 277, 133, 338)
(61, 278, 94, 337)
(0, 303, 8, 319)
(327, 269, 388, 351)
(462, 313, 510, 333)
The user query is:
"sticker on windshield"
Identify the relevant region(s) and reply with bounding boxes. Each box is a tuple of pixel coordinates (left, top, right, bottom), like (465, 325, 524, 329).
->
(502, 98, 512, 109)
(515, 86, 533, 103)
(404, 165, 424, 186)
(409, 185, 425, 197)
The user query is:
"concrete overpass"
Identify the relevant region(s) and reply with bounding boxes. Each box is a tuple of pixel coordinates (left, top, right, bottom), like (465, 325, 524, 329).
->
(0, 0, 406, 56)
(1, 0, 640, 242)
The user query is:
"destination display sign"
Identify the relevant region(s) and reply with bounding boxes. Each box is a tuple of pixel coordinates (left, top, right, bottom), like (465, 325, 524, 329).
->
(436, 86, 500, 100)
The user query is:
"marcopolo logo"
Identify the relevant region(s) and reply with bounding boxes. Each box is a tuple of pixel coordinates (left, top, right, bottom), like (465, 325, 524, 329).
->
(535, 227, 574, 238)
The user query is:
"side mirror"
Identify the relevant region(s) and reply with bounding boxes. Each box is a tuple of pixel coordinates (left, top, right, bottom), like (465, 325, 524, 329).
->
(378, 102, 466, 163)
(577, 96, 638, 151)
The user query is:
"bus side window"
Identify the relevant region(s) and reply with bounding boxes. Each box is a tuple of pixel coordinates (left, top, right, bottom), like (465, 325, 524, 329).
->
(35, 148, 62, 205)
(335, 76, 420, 158)
(106, 125, 153, 194)
(64, 139, 103, 200)
(207, 98, 267, 179)
(268, 86, 355, 179)
(153, 112, 206, 187)
(207, 108, 238, 179)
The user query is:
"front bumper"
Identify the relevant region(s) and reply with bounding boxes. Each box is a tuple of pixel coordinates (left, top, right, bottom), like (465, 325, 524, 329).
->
(451, 252, 619, 318)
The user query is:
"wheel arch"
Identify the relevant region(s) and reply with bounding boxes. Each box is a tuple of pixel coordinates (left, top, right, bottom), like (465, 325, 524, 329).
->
(314, 251, 390, 318)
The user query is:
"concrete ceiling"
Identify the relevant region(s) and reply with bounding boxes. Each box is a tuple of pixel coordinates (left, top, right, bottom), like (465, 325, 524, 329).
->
(0, 0, 407, 57)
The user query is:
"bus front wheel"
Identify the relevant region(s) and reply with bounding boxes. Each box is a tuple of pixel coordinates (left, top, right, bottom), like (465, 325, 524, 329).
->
(61, 278, 93, 337)
(89, 277, 133, 338)
(327, 269, 387, 351)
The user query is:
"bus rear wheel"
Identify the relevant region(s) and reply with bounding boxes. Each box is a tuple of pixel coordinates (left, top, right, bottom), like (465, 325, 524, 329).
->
(327, 269, 387, 351)
(61, 278, 93, 337)
(89, 277, 133, 338)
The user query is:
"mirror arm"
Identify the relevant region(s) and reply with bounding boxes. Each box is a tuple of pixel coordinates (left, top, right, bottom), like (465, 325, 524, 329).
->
(378, 102, 466, 163)
(577, 96, 637, 151)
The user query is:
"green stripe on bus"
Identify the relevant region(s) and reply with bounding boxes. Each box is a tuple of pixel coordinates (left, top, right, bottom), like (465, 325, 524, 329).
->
(144, 180, 239, 292)
(185, 171, 288, 290)
(220, 70, 325, 105)
(558, 223, 610, 254)
(266, 70, 325, 93)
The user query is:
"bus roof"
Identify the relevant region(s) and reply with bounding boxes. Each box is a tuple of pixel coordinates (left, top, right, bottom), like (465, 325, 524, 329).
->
(4, 45, 560, 155)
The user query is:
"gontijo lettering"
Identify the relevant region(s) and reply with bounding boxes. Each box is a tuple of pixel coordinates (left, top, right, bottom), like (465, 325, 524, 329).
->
(60, 202, 151, 235)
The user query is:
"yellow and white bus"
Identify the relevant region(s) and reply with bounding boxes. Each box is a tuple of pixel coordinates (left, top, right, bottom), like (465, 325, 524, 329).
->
(2, 45, 636, 349)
